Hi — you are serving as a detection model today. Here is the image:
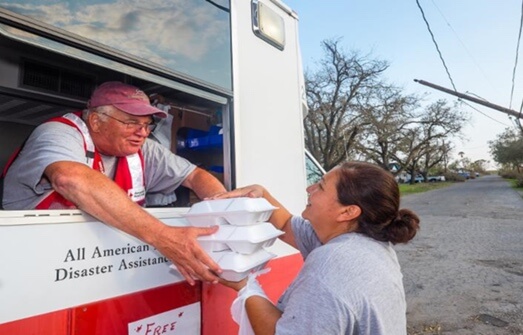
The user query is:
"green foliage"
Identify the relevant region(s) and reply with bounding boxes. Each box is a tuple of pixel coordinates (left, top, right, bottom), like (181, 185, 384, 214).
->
(516, 176, 523, 188)
(399, 182, 452, 195)
(489, 128, 523, 171)
(498, 169, 523, 188)
(499, 169, 521, 179)
(507, 177, 523, 188)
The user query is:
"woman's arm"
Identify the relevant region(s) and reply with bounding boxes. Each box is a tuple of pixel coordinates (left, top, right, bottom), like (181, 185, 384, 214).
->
(245, 296, 282, 335)
(220, 276, 282, 335)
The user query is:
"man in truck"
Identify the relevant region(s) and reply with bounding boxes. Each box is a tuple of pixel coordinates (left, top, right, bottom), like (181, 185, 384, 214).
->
(2, 81, 226, 285)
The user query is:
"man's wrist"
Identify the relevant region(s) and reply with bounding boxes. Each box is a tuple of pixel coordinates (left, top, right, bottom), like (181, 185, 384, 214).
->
(141, 220, 168, 246)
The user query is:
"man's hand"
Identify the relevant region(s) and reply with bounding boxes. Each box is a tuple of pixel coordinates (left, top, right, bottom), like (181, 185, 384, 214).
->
(154, 225, 223, 285)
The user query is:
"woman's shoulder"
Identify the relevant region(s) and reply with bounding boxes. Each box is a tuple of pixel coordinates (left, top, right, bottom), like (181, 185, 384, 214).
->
(312, 233, 387, 255)
(306, 233, 399, 277)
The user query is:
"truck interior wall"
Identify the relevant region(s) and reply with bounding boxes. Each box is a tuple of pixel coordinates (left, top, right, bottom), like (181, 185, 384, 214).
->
(0, 120, 34, 171)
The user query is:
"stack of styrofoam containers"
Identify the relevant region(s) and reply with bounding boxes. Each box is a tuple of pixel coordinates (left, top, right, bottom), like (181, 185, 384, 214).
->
(183, 197, 283, 281)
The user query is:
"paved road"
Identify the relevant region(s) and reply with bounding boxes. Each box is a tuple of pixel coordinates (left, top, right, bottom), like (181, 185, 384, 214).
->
(396, 175, 523, 334)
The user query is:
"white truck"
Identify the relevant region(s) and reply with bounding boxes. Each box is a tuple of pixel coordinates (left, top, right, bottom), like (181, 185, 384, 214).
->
(0, 1, 323, 334)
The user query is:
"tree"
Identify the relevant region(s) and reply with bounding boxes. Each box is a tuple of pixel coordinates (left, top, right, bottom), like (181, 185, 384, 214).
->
(303, 40, 468, 176)
(469, 159, 488, 173)
(354, 84, 420, 173)
(416, 100, 468, 177)
(304, 39, 388, 171)
(419, 140, 453, 178)
(489, 127, 523, 172)
(388, 100, 468, 182)
(356, 97, 467, 181)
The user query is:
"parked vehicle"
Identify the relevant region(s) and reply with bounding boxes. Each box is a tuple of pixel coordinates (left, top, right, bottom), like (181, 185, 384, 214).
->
(396, 173, 419, 183)
(428, 175, 446, 182)
(458, 171, 471, 179)
(403, 174, 445, 183)
(406, 175, 425, 183)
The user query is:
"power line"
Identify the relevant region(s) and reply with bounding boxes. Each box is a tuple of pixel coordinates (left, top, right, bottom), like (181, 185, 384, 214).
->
(460, 100, 511, 127)
(429, 0, 497, 95)
(517, 0, 523, 133)
(415, 0, 457, 91)
(204, 0, 229, 12)
(509, 0, 523, 110)
(464, 91, 489, 102)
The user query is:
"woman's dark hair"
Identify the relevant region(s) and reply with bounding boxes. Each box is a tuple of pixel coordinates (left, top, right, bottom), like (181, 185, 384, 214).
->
(336, 161, 419, 244)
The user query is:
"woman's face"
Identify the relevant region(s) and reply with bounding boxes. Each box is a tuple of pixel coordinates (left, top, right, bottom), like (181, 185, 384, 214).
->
(302, 167, 353, 243)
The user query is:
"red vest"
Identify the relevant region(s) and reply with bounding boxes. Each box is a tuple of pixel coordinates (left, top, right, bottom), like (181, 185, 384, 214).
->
(34, 113, 146, 209)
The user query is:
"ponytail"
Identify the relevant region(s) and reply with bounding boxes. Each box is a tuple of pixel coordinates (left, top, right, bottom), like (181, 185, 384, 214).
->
(337, 162, 420, 244)
(382, 208, 420, 244)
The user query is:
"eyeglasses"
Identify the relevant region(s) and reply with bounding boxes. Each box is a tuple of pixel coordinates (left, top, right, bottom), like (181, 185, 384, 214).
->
(97, 112, 156, 133)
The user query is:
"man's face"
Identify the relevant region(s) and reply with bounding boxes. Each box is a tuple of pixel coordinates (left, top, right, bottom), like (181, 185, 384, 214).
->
(90, 106, 154, 157)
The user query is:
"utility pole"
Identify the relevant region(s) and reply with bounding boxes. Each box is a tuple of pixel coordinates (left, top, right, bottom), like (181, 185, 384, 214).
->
(414, 79, 523, 120)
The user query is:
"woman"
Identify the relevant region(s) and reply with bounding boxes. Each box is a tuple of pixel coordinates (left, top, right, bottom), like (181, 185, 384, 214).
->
(214, 161, 420, 335)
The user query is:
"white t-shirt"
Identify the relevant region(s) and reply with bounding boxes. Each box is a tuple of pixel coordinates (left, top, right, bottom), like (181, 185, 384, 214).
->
(274, 216, 407, 335)
(3, 120, 196, 209)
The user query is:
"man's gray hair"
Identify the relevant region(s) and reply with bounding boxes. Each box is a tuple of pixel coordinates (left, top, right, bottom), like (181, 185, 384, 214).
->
(82, 105, 113, 121)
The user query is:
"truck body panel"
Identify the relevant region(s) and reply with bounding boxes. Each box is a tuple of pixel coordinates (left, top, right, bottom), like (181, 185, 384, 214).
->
(0, 1, 310, 333)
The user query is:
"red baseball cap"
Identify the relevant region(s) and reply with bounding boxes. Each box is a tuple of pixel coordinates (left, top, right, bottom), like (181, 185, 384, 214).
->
(88, 81, 167, 118)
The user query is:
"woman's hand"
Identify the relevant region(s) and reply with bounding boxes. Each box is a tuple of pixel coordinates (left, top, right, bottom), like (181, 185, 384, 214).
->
(207, 184, 265, 200)
(218, 277, 248, 292)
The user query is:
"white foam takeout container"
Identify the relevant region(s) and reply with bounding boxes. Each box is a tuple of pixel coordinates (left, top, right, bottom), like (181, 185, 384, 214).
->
(197, 222, 284, 254)
(183, 198, 277, 227)
(210, 249, 276, 282)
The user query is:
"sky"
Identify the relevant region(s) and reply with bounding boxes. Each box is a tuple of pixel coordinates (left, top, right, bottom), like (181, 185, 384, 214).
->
(284, 0, 523, 169)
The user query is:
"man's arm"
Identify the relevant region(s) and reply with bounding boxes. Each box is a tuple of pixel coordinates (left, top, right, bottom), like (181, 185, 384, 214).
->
(181, 166, 226, 199)
(45, 160, 222, 285)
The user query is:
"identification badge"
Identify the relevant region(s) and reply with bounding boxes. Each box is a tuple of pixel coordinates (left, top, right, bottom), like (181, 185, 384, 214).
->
(128, 186, 146, 202)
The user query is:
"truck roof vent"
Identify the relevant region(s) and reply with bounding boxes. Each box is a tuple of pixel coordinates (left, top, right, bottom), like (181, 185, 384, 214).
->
(21, 59, 95, 99)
